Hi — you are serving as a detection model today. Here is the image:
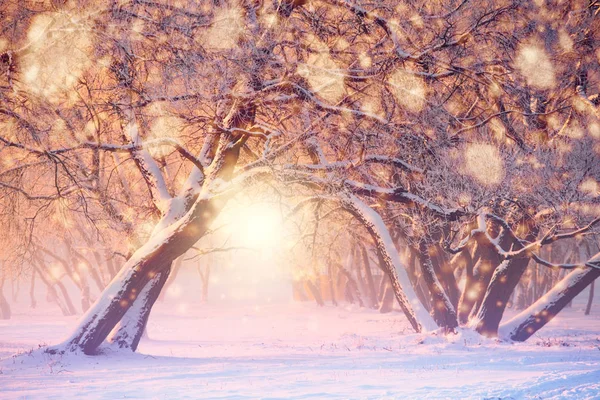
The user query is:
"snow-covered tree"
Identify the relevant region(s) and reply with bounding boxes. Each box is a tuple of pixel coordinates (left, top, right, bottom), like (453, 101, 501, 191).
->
(0, 0, 599, 352)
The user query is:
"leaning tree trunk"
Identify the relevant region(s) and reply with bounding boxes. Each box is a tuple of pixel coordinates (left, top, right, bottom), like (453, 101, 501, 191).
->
(430, 244, 460, 310)
(500, 265, 600, 341)
(452, 244, 474, 324)
(342, 194, 437, 332)
(417, 240, 458, 330)
(48, 193, 228, 355)
(48, 100, 252, 355)
(468, 232, 505, 321)
(404, 245, 432, 311)
(474, 224, 539, 337)
(585, 280, 594, 315)
(108, 267, 171, 351)
(158, 256, 183, 302)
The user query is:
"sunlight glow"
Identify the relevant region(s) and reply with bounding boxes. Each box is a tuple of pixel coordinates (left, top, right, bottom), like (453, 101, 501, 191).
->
(202, 4, 245, 50)
(23, 12, 93, 102)
(224, 202, 284, 251)
(464, 143, 505, 186)
(388, 69, 427, 113)
(297, 34, 346, 104)
(515, 42, 556, 89)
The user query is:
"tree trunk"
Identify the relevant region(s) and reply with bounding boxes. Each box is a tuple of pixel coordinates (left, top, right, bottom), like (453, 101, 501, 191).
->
(404, 245, 432, 311)
(108, 267, 171, 351)
(306, 279, 325, 306)
(0, 272, 11, 320)
(34, 264, 77, 316)
(454, 244, 476, 324)
(48, 191, 231, 355)
(342, 194, 437, 332)
(327, 262, 338, 306)
(337, 263, 364, 307)
(159, 256, 183, 302)
(585, 279, 594, 315)
(475, 224, 538, 337)
(379, 281, 394, 313)
(198, 263, 210, 303)
(417, 240, 458, 330)
(104, 249, 117, 279)
(360, 245, 378, 308)
(501, 266, 600, 341)
(377, 273, 387, 301)
(430, 244, 460, 309)
(354, 248, 369, 305)
(469, 233, 504, 319)
(30, 270, 37, 309)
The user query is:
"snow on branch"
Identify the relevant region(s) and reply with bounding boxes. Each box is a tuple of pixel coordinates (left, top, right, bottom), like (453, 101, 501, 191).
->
(124, 114, 172, 212)
(78, 139, 205, 175)
(485, 214, 600, 261)
(450, 212, 600, 271)
(287, 155, 423, 175)
(343, 180, 462, 219)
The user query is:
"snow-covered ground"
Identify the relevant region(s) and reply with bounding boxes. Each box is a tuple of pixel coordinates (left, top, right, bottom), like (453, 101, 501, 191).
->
(1, 299, 600, 399)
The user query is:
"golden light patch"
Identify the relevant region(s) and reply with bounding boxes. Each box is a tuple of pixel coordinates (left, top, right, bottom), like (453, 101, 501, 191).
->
(579, 178, 599, 197)
(202, 4, 245, 50)
(515, 42, 556, 89)
(558, 29, 574, 52)
(388, 70, 427, 113)
(22, 12, 93, 102)
(148, 113, 184, 158)
(359, 53, 372, 68)
(457, 192, 472, 207)
(590, 122, 600, 139)
(297, 35, 346, 104)
(464, 143, 504, 186)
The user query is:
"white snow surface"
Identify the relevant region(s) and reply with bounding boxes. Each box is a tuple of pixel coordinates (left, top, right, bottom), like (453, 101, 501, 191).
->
(1, 301, 600, 399)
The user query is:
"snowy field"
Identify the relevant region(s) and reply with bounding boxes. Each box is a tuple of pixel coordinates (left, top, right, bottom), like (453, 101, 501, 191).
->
(1, 299, 600, 399)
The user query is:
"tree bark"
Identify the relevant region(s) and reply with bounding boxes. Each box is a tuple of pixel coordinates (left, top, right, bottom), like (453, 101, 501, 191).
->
(379, 281, 394, 313)
(360, 245, 378, 308)
(104, 249, 117, 279)
(0, 272, 10, 320)
(475, 223, 538, 337)
(468, 232, 504, 319)
(108, 267, 171, 351)
(337, 262, 364, 307)
(49, 191, 230, 354)
(585, 279, 594, 316)
(34, 263, 77, 316)
(306, 279, 325, 306)
(455, 243, 476, 324)
(159, 256, 183, 302)
(342, 194, 437, 332)
(30, 269, 37, 309)
(327, 262, 338, 306)
(502, 266, 600, 341)
(417, 240, 458, 330)
(430, 244, 460, 310)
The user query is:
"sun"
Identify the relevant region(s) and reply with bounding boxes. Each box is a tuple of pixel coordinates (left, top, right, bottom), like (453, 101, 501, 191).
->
(220, 200, 285, 251)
